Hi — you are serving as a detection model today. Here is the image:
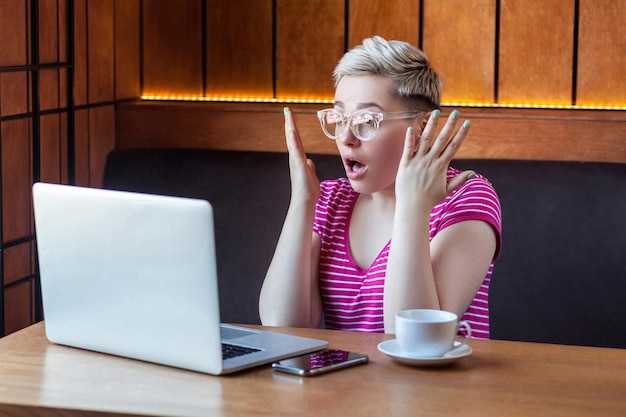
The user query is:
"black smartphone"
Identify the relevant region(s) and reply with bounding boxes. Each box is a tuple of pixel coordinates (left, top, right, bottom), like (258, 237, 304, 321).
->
(272, 349, 369, 376)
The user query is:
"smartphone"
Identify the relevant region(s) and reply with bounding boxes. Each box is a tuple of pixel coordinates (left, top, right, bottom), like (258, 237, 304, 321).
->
(272, 349, 369, 376)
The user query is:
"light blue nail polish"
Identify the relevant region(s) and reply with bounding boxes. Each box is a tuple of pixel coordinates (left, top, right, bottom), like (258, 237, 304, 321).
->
(451, 110, 460, 119)
(463, 120, 471, 128)
(408, 126, 414, 134)
(283, 107, 289, 116)
(467, 172, 476, 180)
(432, 109, 440, 119)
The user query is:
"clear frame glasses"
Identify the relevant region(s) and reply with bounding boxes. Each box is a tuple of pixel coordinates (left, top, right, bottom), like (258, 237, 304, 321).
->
(317, 108, 421, 141)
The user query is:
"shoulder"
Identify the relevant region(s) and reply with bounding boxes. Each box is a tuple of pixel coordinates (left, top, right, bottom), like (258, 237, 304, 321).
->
(446, 166, 500, 208)
(319, 178, 355, 204)
(320, 177, 352, 192)
(438, 166, 503, 258)
(314, 178, 355, 236)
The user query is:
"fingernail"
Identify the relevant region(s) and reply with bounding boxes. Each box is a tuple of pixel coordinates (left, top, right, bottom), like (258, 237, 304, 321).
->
(463, 120, 471, 128)
(408, 126, 414, 135)
(467, 172, 476, 180)
(283, 107, 289, 116)
(451, 110, 460, 119)
(432, 109, 440, 119)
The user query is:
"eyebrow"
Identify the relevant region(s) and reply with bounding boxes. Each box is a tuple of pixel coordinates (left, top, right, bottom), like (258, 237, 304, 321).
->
(333, 101, 385, 112)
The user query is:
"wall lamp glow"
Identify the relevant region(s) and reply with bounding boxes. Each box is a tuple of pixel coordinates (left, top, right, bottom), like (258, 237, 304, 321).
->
(140, 95, 626, 111)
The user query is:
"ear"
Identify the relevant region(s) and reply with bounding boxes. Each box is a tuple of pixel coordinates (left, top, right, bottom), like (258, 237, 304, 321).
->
(414, 111, 432, 136)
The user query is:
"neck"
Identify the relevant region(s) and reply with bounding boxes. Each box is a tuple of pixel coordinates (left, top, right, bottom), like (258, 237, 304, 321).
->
(358, 186, 396, 214)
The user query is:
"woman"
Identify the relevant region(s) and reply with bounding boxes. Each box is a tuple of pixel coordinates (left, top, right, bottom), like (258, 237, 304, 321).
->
(259, 36, 501, 338)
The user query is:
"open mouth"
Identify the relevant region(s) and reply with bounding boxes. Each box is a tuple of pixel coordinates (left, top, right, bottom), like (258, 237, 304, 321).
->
(344, 157, 367, 179)
(350, 159, 365, 171)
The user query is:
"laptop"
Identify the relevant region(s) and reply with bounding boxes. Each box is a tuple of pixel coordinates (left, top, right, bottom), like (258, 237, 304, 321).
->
(32, 182, 328, 375)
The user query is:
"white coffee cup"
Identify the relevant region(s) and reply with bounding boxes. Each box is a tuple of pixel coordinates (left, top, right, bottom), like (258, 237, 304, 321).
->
(395, 309, 472, 357)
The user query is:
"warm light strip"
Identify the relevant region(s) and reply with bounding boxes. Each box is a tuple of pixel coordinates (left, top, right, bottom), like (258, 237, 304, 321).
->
(141, 95, 332, 104)
(443, 102, 626, 111)
(140, 95, 626, 111)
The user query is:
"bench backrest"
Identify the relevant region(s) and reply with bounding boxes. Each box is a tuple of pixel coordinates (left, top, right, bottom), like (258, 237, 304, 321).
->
(104, 149, 626, 348)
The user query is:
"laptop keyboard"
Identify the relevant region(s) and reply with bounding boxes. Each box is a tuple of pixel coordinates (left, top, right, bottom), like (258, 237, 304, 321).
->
(222, 343, 261, 360)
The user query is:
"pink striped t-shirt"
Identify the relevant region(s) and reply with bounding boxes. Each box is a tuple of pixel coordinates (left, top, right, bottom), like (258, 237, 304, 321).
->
(312, 167, 502, 339)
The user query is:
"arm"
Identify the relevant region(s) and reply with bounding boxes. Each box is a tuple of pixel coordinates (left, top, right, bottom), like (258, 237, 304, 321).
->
(384, 110, 497, 333)
(259, 108, 323, 328)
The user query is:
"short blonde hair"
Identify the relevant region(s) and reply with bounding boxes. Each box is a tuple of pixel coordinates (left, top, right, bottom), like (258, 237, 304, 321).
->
(333, 36, 442, 110)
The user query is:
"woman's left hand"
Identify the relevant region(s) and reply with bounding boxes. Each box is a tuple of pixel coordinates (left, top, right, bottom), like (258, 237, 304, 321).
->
(395, 109, 474, 211)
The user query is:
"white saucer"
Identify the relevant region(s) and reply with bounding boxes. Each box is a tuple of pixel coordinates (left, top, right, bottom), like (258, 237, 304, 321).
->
(377, 339, 472, 367)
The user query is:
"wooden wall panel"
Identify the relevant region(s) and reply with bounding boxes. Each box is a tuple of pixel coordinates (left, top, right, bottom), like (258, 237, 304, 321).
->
(73, 0, 87, 106)
(87, 0, 115, 103)
(0, 0, 129, 336)
(59, 111, 68, 183)
(0, 72, 29, 116)
(422, 0, 496, 104)
(115, 102, 626, 163)
(74, 109, 90, 186)
(58, 0, 67, 62)
(3, 242, 35, 336)
(0, 0, 28, 66)
(577, 0, 626, 106)
(116, 102, 335, 154)
(1, 119, 32, 242)
(115, 0, 140, 100)
(275, 0, 344, 100)
(39, 0, 59, 64)
(59, 67, 67, 108)
(132, 0, 626, 109)
(1, 1, 31, 336)
(40, 113, 62, 184)
(452, 108, 626, 162)
(39, 68, 59, 111)
(499, 0, 574, 105)
(3, 280, 33, 335)
(118, 0, 625, 166)
(205, 0, 273, 98)
(348, 0, 420, 48)
(3, 244, 32, 285)
(142, 0, 203, 96)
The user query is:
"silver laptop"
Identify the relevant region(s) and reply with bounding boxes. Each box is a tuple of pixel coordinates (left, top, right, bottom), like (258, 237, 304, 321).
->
(32, 182, 327, 375)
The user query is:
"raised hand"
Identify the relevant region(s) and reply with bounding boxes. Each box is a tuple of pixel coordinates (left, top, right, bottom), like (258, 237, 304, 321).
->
(284, 107, 320, 205)
(395, 109, 474, 211)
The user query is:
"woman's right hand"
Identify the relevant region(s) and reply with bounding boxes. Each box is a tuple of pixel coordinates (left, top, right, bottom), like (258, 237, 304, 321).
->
(284, 107, 320, 204)
(259, 108, 323, 328)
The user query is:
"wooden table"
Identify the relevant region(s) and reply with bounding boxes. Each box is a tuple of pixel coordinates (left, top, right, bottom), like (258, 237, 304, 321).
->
(0, 322, 625, 417)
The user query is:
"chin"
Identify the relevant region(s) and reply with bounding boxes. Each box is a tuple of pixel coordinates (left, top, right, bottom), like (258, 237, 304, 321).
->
(348, 177, 396, 197)
(347, 178, 380, 195)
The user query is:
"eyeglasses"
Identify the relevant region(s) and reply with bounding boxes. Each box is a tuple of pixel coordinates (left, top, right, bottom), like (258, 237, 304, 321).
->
(317, 108, 421, 141)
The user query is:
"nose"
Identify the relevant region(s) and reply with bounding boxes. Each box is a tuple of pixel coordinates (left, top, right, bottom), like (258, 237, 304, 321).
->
(337, 124, 360, 147)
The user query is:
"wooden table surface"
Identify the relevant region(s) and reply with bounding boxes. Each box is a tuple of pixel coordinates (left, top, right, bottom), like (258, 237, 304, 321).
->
(0, 322, 625, 417)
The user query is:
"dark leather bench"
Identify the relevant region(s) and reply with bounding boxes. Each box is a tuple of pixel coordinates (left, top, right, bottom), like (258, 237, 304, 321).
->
(103, 149, 626, 349)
